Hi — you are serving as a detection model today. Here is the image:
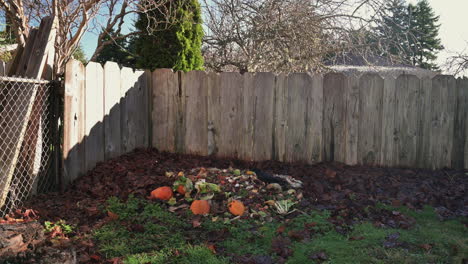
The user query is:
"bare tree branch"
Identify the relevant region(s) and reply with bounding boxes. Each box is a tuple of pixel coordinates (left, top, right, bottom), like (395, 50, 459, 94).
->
(445, 45, 468, 76)
(202, 0, 392, 73)
(0, 0, 174, 76)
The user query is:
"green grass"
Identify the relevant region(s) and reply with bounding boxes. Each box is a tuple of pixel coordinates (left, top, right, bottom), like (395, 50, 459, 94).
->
(125, 245, 228, 264)
(286, 206, 467, 264)
(93, 197, 467, 264)
(94, 196, 190, 258)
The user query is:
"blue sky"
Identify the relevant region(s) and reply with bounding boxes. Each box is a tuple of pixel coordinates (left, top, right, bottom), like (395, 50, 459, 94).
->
(81, 11, 137, 59)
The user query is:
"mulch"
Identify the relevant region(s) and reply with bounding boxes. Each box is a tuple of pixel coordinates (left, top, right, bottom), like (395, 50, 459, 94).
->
(27, 148, 467, 224)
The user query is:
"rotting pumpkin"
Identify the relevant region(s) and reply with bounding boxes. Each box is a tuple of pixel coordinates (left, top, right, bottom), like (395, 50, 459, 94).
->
(190, 200, 210, 215)
(150, 186, 173, 200)
(228, 200, 245, 216)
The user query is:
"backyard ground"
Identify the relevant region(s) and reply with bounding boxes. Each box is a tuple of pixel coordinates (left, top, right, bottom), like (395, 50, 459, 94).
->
(2, 148, 467, 263)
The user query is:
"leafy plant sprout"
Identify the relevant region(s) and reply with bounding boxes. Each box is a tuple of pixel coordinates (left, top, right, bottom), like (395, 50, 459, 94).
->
(44, 220, 74, 234)
(274, 200, 297, 215)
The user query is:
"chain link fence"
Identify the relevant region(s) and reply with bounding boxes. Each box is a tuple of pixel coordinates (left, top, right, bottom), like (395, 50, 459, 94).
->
(0, 76, 59, 217)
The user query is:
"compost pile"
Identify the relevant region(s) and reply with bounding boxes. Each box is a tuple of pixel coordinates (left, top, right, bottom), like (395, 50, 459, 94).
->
(146, 167, 304, 221)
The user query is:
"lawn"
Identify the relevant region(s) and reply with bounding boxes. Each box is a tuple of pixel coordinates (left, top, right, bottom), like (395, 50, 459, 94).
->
(92, 196, 466, 264)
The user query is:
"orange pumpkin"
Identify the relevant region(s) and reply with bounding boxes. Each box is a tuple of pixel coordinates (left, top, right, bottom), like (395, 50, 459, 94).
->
(177, 185, 186, 195)
(190, 200, 210, 215)
(150, 186, 173, 200)
(228, 200, 245, 216)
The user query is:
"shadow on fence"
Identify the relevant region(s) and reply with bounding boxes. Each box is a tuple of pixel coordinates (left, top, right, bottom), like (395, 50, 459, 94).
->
(63, 60, 468, 188)
(63, 60, 151, 186)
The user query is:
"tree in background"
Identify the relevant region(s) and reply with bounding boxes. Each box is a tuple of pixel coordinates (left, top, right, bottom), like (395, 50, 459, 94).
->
(445, 44, 468, 76)
(72, 45, 88, 65)
(134, 0, 204, 71)
(372, 0, 443, 70)
(94, 29, 136, 67)
(373, 0, 414, 64)
(408, 0, 444, 70)
(0, 12, 15, 61)
(0, 0, 174, 76)
(202, 0, 398, 73)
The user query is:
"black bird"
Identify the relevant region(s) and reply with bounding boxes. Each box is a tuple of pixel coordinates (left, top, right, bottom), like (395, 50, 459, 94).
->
(251, 168, 288, 186)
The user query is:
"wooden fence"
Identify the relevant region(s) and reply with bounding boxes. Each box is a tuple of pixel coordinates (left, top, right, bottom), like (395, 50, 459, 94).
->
(64, 60, 468, 184)
(63, 60, 151, 185)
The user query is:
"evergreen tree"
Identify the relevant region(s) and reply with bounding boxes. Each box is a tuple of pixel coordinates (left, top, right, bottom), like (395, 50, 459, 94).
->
(408, 0, 444, 70)
(134, 0, 204, 71)
(73, 45, 88, 65)
(95, 30, 136, 67)
(375, 0, 412, 64)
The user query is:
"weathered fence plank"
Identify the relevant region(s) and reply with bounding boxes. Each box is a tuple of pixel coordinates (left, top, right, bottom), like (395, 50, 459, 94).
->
(323, 73, 347, 162)
(394, 75, 421, 167)
(152, 69, 178, 152)
(140, 70, 152, 148)
(453, 78, 468, 169)
(273, 74, 288, 162)
(309, 74, 324, 163)
(122, 69, 152, 151)
(120, 67, 133, 152)
(85, 62, 104, 171)
(216, 73, 243, 158)
(344, 75, 360, 165)
(103, 62, 122, 159)
(121, 67, 150, 153)
(380, 77, 396, 166)
(63, 60, 85, 185)
(251, 73, 275, 161)
(418, 78, 432, 168)
(465, 79, 468, 169)
(241, 73, 255, 160)
(285, 73, 315, 163)
(430, 76, 456, 169)
(207, 73, 221, 156)
(358, 74, 383, 165)
(183, 71, 208, 155)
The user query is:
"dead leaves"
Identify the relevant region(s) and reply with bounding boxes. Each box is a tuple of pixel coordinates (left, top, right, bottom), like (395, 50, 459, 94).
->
(419, 243, 433, 251)
(206, 244, 216, 254)
(271, 236, 293, 258)
(127, 223, 145, 233)
(48, 225, 66, 239)
(0, 209, 39, 224)
(382, 232, 407, 249)
(309, 251, 328, 261)
(107, 211, 119, 221)
(192, 216, 202, 228)
(349, 236, 365, 241)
